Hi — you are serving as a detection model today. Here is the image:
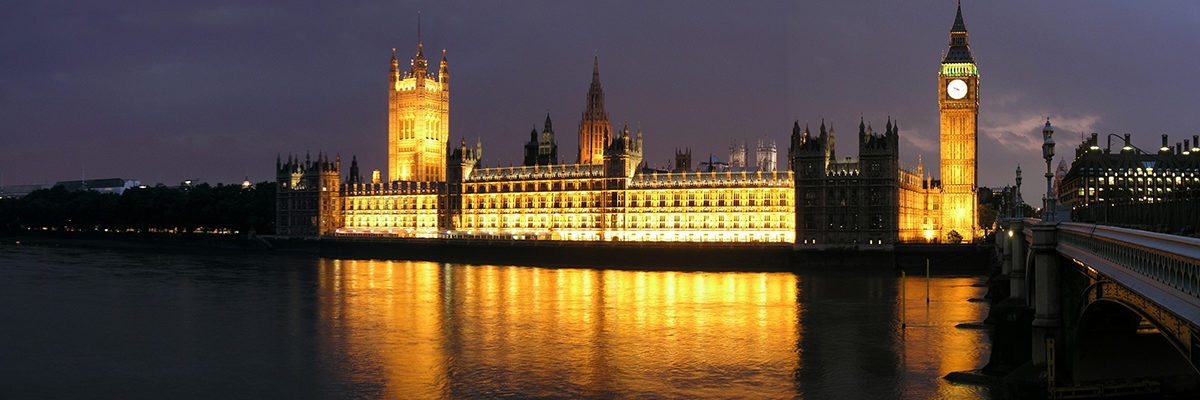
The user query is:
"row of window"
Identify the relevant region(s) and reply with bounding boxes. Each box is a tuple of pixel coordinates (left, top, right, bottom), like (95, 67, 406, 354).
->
(347, 196, 440, 210)
(462, 217, 793, 230)
(345, 215, 437, 228)
(394, 114, 445, 140)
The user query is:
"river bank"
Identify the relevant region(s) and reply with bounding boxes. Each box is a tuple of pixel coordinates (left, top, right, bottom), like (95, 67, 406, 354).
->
(1, 230, 995, 272)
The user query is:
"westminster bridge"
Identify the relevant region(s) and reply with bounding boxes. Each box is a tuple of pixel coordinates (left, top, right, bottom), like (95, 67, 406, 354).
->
(996, 218, 1200, 396)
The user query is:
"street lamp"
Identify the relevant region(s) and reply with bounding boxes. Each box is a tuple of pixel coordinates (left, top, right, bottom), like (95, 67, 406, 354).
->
(1015, 164, 1023, 218)
(1042, 119, 1056, 222)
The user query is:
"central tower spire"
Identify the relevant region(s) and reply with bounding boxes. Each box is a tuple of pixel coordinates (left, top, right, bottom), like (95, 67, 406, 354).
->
(578, 51, 611, 164)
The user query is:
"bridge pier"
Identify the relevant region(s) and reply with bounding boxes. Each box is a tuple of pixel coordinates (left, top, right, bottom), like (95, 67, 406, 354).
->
(1001, 226, 1013, 276)
(1010, 220, 1027, 303)
(1031, 222, 1063, 376)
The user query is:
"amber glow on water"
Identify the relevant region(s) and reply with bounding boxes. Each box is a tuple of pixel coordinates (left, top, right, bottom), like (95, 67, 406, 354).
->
(316, 259, 991, 399)
(318, 260, 801, 399)
(0, 247, 992, 399)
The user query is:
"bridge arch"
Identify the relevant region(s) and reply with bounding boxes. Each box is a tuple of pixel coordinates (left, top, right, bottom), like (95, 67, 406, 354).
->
(1072, 288, 1200, 389)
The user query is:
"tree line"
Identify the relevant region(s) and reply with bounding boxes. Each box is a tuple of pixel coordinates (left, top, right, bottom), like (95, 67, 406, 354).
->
(0, 182, 276, 235)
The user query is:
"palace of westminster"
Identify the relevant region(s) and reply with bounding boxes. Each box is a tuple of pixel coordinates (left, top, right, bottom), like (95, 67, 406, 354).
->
(276, 5, 982, 247)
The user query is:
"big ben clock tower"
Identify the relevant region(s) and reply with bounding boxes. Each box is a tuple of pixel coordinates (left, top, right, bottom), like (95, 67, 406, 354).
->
(938, 2, 979, 242)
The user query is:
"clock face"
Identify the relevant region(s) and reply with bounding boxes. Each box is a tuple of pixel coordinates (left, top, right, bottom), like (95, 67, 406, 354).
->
(947, 79, 968, 100)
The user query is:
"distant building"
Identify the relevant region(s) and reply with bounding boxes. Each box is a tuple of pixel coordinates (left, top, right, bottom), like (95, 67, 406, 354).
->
(729, 141, 747, 169)
(674, 148, 692, 172)
(523, 114, 559, 166)
(696, 154, 728, 173)
(53, 178, 141, 195)
(0, 184, 50, 199)
(757, 140, 778, 172)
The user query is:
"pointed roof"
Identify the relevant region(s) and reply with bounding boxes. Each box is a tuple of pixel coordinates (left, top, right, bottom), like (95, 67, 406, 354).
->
(951, 2, 967, 33)
(942, 2, 974, 64)
(411, 11, 428, 74)
(582, 52, 608, 121)
(592, 51, 599, 83)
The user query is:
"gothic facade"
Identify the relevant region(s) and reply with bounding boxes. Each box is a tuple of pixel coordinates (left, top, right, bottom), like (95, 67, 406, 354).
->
(277, 50, 793, 243)
(388, 34, 449, 182)
(789, 120, 939, 247)
(277, 4, 977, 246)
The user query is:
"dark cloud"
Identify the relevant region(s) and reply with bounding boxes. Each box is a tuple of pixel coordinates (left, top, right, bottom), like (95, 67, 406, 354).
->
(3, 1, 1198, 203)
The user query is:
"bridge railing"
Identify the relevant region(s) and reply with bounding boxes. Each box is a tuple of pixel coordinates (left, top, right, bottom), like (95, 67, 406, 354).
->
(1057, 222, 1200, 299)
(1016, 218, 1038, 245)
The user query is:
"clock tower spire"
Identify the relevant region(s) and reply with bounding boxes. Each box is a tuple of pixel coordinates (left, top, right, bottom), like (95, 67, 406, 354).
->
(937, 1, 980, 243)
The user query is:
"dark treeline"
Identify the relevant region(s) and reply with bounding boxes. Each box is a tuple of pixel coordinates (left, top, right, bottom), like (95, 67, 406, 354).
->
(0, 182, 276, 235)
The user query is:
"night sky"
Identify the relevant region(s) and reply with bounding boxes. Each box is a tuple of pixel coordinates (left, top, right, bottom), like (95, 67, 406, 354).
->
(4, 1, 1199, 202)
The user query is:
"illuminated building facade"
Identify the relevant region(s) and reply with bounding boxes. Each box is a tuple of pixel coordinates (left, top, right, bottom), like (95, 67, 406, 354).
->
(938, 3, 980, 242)
(1059, 133, 1200, 211)
(277, 5, 975, 246)
(278, 52, 792, 243)
(458, 131, 793, 242)
(388, 34, 449, 182)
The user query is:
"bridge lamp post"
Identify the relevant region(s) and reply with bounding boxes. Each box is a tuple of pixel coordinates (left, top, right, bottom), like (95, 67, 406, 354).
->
(1042, 120, 1056, 222)
(1015, 165, 1023, 218)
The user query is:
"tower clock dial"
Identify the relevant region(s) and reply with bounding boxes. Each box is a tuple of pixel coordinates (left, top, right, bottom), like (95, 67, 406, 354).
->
(947, 79, 968, 99)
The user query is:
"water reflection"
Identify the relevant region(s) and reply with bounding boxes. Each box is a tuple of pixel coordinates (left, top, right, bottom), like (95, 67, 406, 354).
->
(316, 260, 991, 399)
(318, 260, 800, 399)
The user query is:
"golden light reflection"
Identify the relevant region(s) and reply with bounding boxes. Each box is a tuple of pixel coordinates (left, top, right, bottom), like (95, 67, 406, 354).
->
(316, 259, 991, 398)
(899, 275, 990, 399)
(318, 259, 800, 398)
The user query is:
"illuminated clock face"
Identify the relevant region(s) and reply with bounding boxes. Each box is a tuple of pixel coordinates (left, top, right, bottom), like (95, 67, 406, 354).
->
(947, 79, 968, 99)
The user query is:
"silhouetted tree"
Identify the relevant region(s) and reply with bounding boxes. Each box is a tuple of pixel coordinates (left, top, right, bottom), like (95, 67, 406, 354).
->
(0, 182, 277, 234)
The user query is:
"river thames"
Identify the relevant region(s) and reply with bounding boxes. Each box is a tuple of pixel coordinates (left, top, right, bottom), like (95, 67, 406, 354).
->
(0, 245, 993, 399)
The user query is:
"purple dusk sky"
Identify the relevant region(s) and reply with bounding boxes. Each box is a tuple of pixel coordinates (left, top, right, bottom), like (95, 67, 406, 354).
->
(3, 1, 1199, 202)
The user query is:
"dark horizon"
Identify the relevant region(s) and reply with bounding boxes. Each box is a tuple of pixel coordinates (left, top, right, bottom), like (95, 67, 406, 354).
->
(4, 1, 1199, 203)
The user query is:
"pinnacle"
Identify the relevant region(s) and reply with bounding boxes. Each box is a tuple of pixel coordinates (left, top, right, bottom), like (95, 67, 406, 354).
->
(951, 2, 967, 33)
(592, 51, 600, 81)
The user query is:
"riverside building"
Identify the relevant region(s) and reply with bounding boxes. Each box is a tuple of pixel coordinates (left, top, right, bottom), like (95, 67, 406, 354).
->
(1059, 133, 1200, 210)
(277, 4, 979, 246)
(277, 46, 794, 243)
